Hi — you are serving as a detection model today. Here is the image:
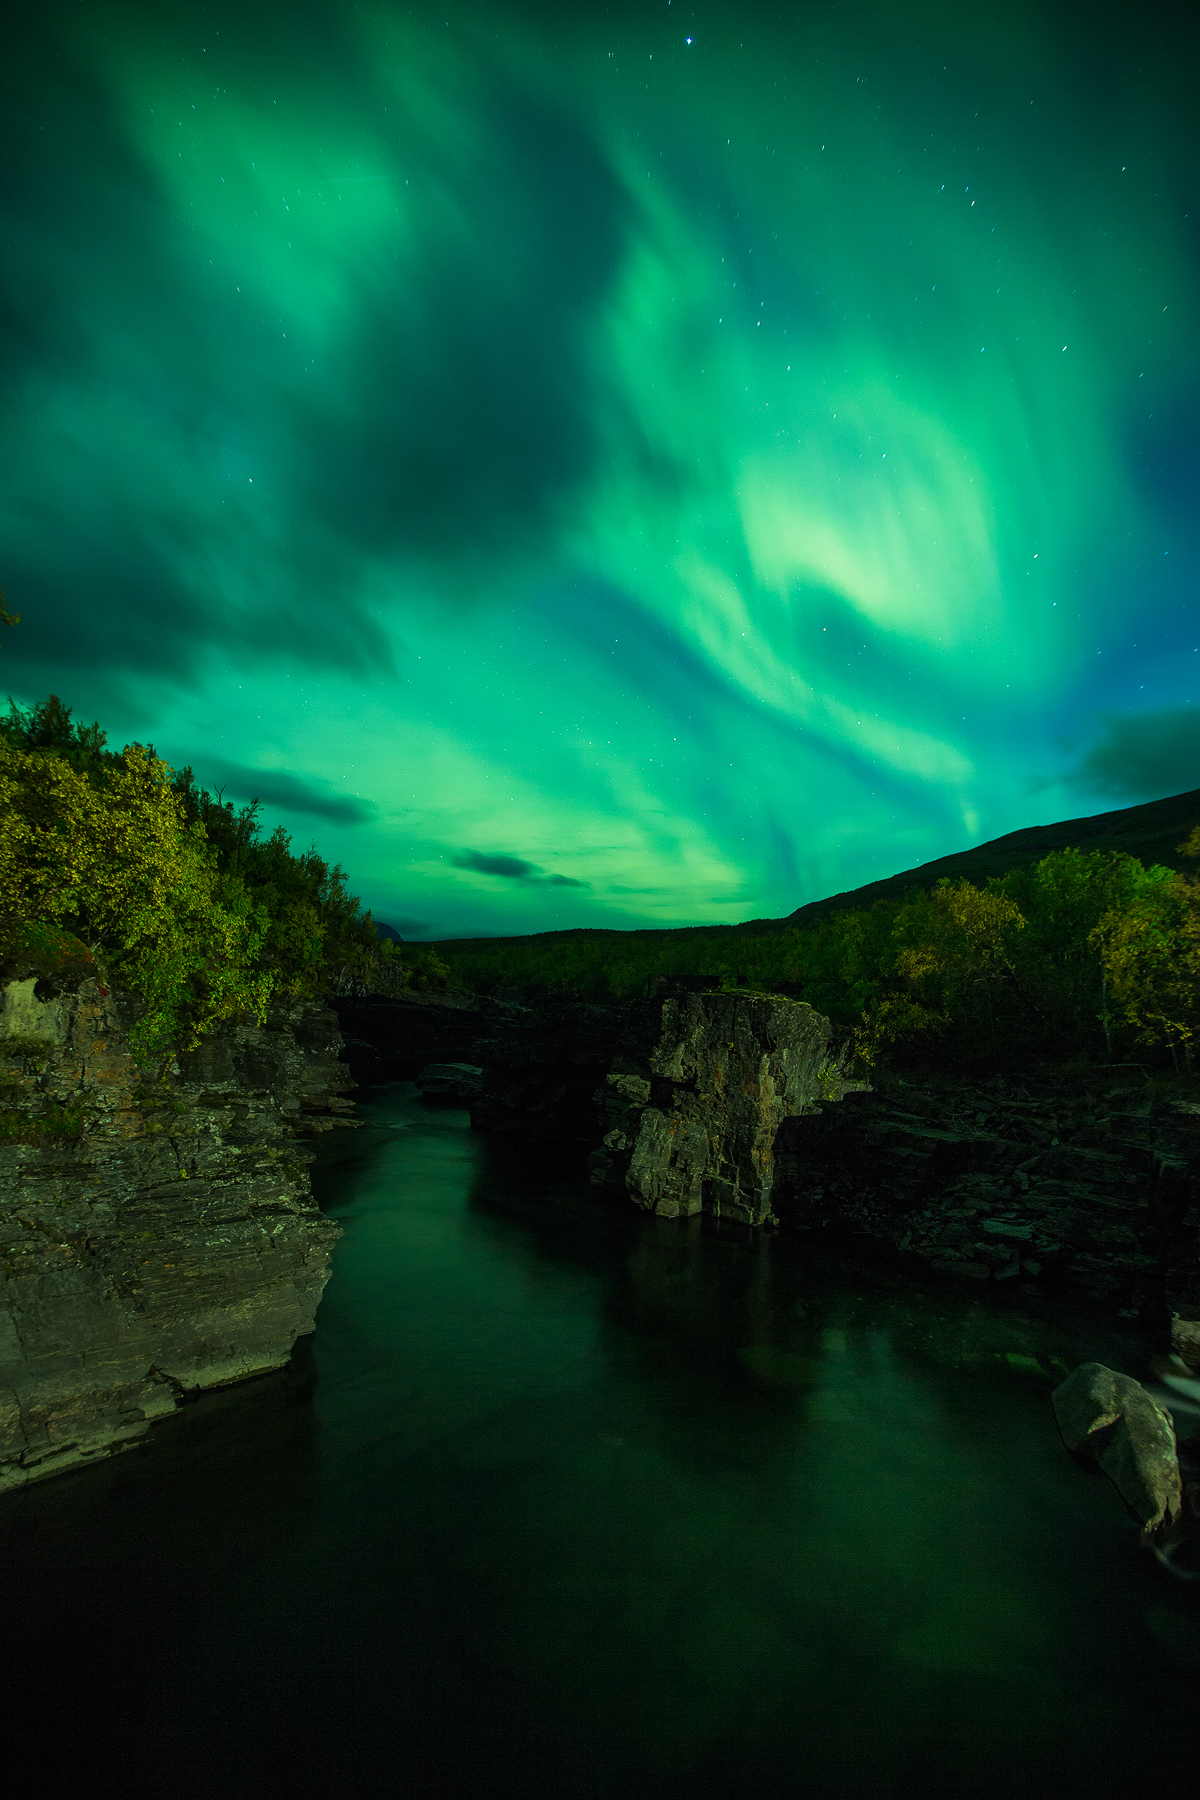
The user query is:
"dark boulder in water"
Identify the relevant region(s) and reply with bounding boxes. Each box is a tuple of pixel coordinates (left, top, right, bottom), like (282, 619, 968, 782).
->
(1052, 1361, 1182, 1535)
(416, 1062, 483, 1101)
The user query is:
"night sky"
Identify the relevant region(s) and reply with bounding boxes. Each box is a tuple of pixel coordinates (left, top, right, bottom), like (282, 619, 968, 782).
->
(3, 0, 1198, 939)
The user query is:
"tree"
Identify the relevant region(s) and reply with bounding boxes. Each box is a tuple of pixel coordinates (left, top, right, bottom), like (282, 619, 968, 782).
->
(0, 740, 273, 1063)
(1091, 852, 1200, 1071)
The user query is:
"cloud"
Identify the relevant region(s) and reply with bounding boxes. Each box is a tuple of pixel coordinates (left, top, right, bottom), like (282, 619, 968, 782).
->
(453, 849, 587, 887)
(454, 850, 538, 879)
(182, 754, 377, 825)
(1070, 705, 1200, 800)
(2, 12, 629, 695)
(294, 84, 629, 563)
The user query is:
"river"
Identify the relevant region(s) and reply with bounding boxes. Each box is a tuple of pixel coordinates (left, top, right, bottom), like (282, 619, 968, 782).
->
(4, 1083, 1197, 1797)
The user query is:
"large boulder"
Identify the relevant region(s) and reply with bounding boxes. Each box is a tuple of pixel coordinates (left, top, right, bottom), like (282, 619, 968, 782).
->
(591, 991, 868, 1226)
(1052, 1362, 1182, 1535)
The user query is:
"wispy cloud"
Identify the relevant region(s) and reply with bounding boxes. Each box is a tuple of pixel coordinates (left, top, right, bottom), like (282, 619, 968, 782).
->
(453, 849, 587, 887)
(183, 755, 378, 826)
(1069, 706, 1200, 800)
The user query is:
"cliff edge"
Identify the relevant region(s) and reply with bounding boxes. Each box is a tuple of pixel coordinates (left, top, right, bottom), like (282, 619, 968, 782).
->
(0, 974, 353, 1491)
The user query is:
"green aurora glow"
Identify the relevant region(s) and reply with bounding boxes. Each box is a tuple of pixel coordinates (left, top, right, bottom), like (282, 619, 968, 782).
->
(3, 0, 1198, 936)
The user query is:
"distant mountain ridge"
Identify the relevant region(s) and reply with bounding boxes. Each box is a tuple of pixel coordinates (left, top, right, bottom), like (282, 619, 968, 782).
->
(781, 787, 1200, 928)
(430, 788, 1200, 950)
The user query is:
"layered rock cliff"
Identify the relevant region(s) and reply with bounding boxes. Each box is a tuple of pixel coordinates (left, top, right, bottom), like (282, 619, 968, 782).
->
(772, 1070, 1200, 1319)
(471, 989, 867, 1227)
(0, 974, 353, 1491)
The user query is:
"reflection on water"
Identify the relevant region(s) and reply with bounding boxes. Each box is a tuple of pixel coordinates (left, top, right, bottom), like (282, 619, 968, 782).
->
(3, 1082, 1196, 1797)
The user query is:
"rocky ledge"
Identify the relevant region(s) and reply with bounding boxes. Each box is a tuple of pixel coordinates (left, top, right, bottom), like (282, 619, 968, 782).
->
(0, 975, 355, 1491)
(772, 1070, 1200, 1323)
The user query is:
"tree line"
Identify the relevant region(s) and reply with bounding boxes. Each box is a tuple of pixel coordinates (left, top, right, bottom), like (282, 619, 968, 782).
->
(0, 695, 429, 1064)
(433, 837, 1200, 1074)
(2, 691, 1195, 1074)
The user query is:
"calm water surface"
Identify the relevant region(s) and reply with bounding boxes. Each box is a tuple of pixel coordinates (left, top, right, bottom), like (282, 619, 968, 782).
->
(5, 1084, 1198, 1797)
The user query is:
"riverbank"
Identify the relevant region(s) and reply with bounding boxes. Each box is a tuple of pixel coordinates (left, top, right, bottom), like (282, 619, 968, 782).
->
(3, 1081, 1195, 1799)
(0, 976, 354, 1490)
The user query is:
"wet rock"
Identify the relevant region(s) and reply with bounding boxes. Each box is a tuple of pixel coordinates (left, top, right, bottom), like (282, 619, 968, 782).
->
(772, 1072, 1200, 1316)
(0, 977, 351, 1492)
(333, 990, 497, 1086)
(1052, 1362, 1182, 1534)
(1172, 1315, 1200, 1373)
(416, 1062, 483, 1101)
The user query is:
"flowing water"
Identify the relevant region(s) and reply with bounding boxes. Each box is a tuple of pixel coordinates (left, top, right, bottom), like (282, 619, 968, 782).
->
(5, 1084, 1198, 1797)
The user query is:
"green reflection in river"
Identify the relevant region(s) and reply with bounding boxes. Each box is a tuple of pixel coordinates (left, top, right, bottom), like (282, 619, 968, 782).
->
(3, 1080, 1195, 1798)
(301, 1084, 1196, 1797)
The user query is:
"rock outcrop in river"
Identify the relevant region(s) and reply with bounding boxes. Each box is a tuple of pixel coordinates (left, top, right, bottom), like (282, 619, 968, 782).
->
(471, 990, 867, 1227)
(338, 983, 1200, 1321)
(0, 974, 353, 1491)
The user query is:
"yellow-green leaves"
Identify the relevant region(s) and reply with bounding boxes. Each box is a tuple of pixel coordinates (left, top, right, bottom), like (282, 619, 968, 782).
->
(1092, 868, 1200, 1068)
(0, 742, 275, 1064)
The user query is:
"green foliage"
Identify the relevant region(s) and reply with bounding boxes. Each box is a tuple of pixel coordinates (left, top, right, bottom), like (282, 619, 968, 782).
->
(0, 695, 377, 1065)
(169, 770, 377, 996)
(332, 939, 451, 998)
(1091, 857, 1200, 1069)
(431, 836, 1200, 1073)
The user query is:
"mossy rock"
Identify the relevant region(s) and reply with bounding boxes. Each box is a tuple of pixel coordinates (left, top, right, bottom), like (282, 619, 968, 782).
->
(0, 922, 96, 993)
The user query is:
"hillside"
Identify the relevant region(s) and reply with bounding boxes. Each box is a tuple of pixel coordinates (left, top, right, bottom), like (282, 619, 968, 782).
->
(778, 786, 1200, 928)
(433, 786, 1200, 952)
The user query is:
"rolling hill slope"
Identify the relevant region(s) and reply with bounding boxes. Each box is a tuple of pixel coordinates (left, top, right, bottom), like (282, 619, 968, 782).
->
(780, 786, 1200, 928)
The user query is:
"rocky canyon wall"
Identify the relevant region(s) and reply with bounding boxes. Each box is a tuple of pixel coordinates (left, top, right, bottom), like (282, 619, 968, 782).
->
(0, 975, 354, 1491)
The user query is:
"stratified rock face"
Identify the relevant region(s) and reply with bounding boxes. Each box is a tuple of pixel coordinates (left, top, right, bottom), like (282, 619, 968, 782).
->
(0, 978, 351, 1492)
(467, 990, 865, 1227)
(772, 1072, 1200, 1311)
(1052, 1361, 1182, 1534)
(592, 992, 865, 1225)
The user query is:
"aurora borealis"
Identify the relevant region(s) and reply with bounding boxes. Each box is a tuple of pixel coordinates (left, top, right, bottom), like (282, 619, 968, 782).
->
(3, 0, 1197, 938)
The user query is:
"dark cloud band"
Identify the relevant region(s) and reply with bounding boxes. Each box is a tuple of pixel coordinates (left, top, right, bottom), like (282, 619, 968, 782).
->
(182, 754, 377, 826)
(454, 849, 586, 887)
(1072, 707, 1200, 802)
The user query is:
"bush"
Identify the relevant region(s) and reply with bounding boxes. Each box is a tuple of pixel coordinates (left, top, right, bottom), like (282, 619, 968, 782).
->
(0, 696, 378, 1064)
(0, 735, 273, 1061)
